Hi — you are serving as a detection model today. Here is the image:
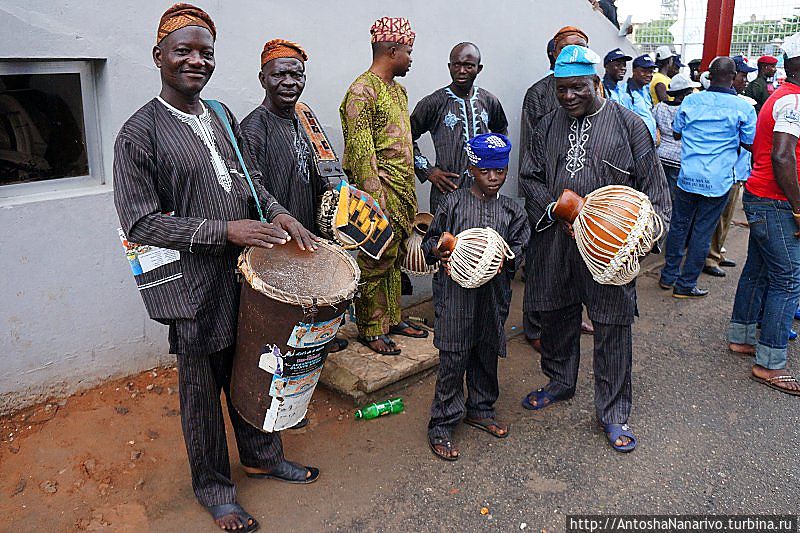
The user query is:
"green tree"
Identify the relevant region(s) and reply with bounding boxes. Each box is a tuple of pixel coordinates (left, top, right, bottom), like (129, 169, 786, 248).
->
(635, 19, 676, 44)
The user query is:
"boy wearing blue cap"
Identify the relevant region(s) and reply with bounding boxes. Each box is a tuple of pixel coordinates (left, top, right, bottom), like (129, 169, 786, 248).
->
(520, 45, 671, 453)
(422, 133, 529, 461)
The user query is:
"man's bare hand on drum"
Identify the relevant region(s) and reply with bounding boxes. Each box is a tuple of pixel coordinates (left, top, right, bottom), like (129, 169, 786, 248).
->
(428, 167, 460, 193)
(433, 247, 452, 276)
(272, 213, 320, 251)
(227, 220, 290, 249)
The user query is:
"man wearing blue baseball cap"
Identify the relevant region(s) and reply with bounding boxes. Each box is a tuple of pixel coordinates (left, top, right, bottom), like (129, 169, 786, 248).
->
(603, 48, 632, 104)
(520, 45, 671, 453)
(620, 54, 658, 140)
(732, 55, 757, 94)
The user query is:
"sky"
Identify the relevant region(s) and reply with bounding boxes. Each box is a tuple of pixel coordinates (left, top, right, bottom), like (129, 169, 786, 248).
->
(617, 0, 799, 24)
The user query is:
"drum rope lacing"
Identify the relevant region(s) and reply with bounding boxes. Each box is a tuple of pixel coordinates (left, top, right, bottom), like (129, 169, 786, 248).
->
(449, 227, 515, 289)
(572, 186, 664, 286)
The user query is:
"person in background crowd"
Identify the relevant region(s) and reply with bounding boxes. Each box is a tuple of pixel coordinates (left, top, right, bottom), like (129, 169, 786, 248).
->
(652, 73, 700, 200)
(602, 48, 632, 104)
(659, 57, 756, 299)
(423, 133, 529, 461)
(114, 5, 320, 531)
(620, 54, 658, 141)
(339, 17, 428, 356)
(546, 38, 557, 73)
(733, 55, 757, 95)
(651, 46, 681, 105)
(520, 26, 595, 353)
(688, 59, 702, 83)
(411, 42, 508, 214)
(520, 45, 670, 453)
(745, 55, 779, 113)
(727, 32, 800, 396)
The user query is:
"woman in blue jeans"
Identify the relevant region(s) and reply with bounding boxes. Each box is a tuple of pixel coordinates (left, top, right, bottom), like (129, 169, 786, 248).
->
(728, 191, 800, 394)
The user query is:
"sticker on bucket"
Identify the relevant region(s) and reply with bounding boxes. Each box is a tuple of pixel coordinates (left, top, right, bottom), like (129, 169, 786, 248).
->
(258, 345, 284, 376)
(268, 368, 321, 397)
(262, 368, 322, 432)
(287, 315, 344, 348)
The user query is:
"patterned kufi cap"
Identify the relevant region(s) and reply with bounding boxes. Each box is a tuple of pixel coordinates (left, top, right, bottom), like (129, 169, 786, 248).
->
(553, 26, 589, 51)
(157, 3, 216, 45)
(261, 39, 308, 67)
(465, 133, 512, 169)
(370, 17, 415, 47)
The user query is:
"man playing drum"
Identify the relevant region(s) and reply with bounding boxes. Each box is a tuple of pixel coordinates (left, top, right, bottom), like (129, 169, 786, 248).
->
(339, 17, 427, 355)
(113, 4, 319, 531)
(241, 38, 349, 355)
(519, 45, 671, 453)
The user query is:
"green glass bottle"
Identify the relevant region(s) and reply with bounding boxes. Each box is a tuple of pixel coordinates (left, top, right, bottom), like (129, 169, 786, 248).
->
(354, 397, 404, 420)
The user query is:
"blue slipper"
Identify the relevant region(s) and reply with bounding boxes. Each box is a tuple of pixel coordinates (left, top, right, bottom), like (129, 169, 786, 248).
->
(602, 423, 637, 453)
(521, 388, 562, 411)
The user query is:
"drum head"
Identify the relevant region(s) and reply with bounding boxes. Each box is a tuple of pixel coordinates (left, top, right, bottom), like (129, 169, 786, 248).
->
(239, 242, 359, 306)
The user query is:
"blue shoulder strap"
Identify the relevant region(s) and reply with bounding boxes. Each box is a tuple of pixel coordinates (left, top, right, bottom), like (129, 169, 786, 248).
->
(205, 99, 266, 222)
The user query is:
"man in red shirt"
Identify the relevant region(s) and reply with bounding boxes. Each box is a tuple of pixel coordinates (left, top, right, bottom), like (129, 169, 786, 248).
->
(727, 34, 800, 396)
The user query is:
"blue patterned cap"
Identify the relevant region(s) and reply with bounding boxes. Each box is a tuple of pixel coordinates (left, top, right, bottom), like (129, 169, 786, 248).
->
(554, 45, 601, 78)
(465, 133, 512, 168)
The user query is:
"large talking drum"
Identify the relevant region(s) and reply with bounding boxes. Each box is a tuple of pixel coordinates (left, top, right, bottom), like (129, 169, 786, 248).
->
(232, 241, 359, 432)
(437, 227, 514, 289)
(401, 212, 439, 276)
(553, 185, 664, 286)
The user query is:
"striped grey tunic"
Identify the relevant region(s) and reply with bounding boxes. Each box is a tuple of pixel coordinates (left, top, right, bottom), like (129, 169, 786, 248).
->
(113, 98, 288, 356)
(411, 87, 508, 212)
(241, 105, 327, 233)
(420, 189, 530, 356)
(518, 74, 558, 199)
(520, 101, 671, 325)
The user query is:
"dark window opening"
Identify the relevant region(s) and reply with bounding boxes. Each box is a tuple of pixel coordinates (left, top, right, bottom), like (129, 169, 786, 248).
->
(0, 73, 89, 185)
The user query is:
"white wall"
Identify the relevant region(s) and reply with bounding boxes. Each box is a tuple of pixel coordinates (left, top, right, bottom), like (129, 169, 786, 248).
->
(0, 0, 637, 413)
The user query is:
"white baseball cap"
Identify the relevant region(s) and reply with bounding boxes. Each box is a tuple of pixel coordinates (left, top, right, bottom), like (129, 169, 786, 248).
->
(667, 73, 701, 93)
(655, 45, 676, 61)
(783, 32, 800, 59)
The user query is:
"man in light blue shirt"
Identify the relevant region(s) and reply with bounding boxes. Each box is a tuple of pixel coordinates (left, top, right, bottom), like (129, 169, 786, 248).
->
(659, 57, 757, 298)
(620, 54, 657, 140)
(602, 48, 631, 104)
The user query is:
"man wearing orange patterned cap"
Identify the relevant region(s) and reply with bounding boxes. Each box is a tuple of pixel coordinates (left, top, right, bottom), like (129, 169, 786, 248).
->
(519, 26, 593, 354)
(339, 17, 428, 355)
(115, 6, 319, 532)
(242, 39, 349, 357)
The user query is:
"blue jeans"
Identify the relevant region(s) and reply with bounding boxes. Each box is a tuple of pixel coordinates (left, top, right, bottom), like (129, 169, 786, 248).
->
(662, 163, 680, 204)
(660, 186, 730, 291)
(728, 190, 800, 369)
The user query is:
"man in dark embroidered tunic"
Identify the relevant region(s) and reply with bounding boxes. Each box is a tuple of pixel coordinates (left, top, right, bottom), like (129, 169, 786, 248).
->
(113, 5, 318, 531)
(241, 39, 348, 354)
(411, 42, 508, 213)
(519, 45, 670, 453)
(519, 26, 593, 351)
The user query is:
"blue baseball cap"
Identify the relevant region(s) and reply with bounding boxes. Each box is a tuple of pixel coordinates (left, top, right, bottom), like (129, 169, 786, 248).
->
(554, 45, 601, 78)
(604, 48, 633, 65)
(632, 54, 657, 69)
(732, 55, 757, 73)
(673, 53, 686, 68)
(466, 133, 512, 169)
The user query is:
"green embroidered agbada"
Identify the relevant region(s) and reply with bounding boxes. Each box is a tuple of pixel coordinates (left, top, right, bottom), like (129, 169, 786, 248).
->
(340, 70, 418, 337)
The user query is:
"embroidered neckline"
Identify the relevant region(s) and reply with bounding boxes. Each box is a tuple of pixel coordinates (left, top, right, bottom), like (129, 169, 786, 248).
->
(445, 86, 482, 152)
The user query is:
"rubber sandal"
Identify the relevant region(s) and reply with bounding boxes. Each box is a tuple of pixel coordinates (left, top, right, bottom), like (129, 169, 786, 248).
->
(327, 337, 349, 353)
(245, 460, 320, 484)
(602, 423, 637, 453)
(207, 503, 259, 532)
(750, 374, 800, 396)
(521, 388, 563, 411)
(356, 335, 401, 356)
(428, 435, 458, 461)
(389, 321, 429, 338)
(463, 417, 509, 438)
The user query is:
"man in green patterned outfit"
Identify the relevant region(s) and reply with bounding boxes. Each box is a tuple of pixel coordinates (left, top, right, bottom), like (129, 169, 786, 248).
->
(340, 16, 428, 355)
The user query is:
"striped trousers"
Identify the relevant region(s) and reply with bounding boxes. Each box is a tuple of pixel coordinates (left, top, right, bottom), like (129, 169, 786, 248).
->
(428, 342, 499, 439)
(539, 304, 633, 425)
(177, 347, 284, 507)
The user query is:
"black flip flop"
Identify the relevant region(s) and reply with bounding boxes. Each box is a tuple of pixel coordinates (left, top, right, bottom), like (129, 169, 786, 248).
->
(463, 417, 509, 438)
(389, 321, 429, 339)
(245, 460, 320, 484)
(428, 435, 459, 461)
(357, 335, 401, 355)
(207, 503, 259, 532)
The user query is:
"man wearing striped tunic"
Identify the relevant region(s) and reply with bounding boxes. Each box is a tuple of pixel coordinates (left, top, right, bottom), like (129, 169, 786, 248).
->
(411, 42, 508, 214)
(113, 5, 318, 530)
(519, 45, 671, 453)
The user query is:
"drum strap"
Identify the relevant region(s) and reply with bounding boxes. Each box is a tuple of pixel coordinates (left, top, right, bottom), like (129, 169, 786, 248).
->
(205, 99, 267, 223)
(295, 101, 345, 186)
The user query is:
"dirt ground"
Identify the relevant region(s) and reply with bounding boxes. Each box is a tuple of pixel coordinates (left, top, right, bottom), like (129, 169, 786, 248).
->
(2, 220, 799, 532)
